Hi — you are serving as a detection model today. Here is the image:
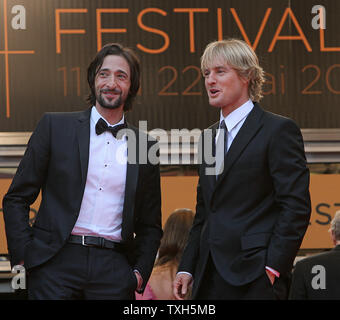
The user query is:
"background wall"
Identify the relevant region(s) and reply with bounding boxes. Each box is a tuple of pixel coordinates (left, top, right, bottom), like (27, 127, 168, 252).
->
(0, 0, 340, 132)
(1, 174, 340, 253)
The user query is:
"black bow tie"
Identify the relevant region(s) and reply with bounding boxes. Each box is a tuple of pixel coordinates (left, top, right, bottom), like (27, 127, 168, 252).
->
(95, 118, 127, 139)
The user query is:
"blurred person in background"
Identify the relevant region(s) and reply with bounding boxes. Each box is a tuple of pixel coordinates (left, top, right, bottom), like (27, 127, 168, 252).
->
(136, 208, 194, 300)
(289, 210, 340, 300)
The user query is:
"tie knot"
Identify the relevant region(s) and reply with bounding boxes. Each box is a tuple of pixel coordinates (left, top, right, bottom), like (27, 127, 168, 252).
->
(219, 120, 227, 131)
(95, 118, 127, 139)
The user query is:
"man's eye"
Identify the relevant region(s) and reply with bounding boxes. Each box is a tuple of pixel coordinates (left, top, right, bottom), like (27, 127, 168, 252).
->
(118, 74, 127, 80)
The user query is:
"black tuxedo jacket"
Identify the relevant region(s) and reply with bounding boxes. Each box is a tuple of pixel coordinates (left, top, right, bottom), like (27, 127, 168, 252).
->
(178, 103, 311, 297)
(3, 108, 162, 291)
(289, 245, 340, 299)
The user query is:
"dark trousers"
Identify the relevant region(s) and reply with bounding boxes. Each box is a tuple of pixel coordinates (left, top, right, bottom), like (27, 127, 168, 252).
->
(195, 255, 289, 300)
(27, 243, 137, 300)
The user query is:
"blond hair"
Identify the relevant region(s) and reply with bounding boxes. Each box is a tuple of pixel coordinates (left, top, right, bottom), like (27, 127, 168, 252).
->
(201, 39, 265, 102)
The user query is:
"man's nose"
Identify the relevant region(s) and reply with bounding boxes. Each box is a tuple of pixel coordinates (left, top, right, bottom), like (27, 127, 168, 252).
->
(206, 73, 216, 85)
(106, 75, 117, 88)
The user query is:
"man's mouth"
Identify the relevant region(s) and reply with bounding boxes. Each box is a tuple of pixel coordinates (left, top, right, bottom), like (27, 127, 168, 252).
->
(209, 88, 220, 97)
(101, 90, 121, 99)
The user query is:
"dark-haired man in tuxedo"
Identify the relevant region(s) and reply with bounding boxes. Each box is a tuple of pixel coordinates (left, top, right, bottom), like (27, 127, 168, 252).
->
(3, 43, 162, 300)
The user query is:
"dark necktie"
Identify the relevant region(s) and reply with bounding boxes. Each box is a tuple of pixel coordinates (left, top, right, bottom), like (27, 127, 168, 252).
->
(215, 120, 228, 177)
(95, 118, 127, 139)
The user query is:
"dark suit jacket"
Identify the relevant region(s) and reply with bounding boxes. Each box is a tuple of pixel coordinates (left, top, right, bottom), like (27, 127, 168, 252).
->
(178, 103, 311, 297)
(2, 108, 162, 292)
(289, 245, 340, 299)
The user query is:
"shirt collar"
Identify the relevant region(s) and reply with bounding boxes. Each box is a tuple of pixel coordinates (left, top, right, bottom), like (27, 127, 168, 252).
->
(219, 100, 254, 131)
(91, 106, 125, 127)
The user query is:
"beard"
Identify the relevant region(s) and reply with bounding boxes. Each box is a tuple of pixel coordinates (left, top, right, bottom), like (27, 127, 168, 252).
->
(96, 89, 124, 110)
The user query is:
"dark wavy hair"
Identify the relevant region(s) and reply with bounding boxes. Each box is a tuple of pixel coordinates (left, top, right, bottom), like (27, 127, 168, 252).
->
(87, 43, 140, 111)
(155, 208, 194, 268)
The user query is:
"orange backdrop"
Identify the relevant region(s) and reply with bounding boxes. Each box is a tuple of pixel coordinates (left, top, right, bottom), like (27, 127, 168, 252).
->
(1, 174, 339, 253)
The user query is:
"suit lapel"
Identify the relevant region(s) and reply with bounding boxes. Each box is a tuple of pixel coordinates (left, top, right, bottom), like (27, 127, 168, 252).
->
(76, 108, 91, 185)
(214, 103, 264, 192)
(121, 123, 139, 240)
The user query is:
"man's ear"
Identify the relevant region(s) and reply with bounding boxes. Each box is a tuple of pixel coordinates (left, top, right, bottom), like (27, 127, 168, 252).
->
(331, 231, 337, 246)
(240, 73, 249, 85)
(240, 69, 252, 86)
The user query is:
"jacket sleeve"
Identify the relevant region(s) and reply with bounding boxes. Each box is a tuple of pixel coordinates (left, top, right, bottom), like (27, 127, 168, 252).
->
(132, 140, 163, 293)
(178, 133, 207, 276)
(266, 118, 311, 274)
(2, 114, 50, 266)
(177, 177, 206, 276)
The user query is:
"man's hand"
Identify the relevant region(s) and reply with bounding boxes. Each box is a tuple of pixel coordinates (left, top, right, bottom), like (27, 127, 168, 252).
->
(173, 273, 193, 300)
(134, 270, 143, 291)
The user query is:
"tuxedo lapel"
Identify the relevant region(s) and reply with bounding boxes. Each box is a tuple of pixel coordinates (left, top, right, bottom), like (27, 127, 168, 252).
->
(214, 103, 264, 192)
(76, 108, 91, 185)
(121, 123, 139, 240)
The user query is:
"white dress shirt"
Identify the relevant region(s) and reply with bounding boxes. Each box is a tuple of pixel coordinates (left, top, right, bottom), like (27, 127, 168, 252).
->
(71, 106, 127, 242)
(216, 99, 254, 150)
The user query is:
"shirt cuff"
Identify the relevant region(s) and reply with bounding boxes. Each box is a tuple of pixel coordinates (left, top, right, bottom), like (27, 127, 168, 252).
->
(265, 266, 280, 278)
(177, 271, 193, 278)
(133, 269, 143, 290)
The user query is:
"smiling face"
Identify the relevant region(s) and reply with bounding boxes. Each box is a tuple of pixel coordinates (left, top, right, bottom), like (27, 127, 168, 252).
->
(203, 60, 249, 116)
(94, 55, 131, 112)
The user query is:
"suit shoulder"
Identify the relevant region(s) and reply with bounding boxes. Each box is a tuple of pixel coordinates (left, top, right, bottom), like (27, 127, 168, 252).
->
(295, 250, 334, 268)
(262, 109, 298, 127)
(38, 109, 90, 127)
(259, 109, 303, 138)
(43, 110, 88, 120)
